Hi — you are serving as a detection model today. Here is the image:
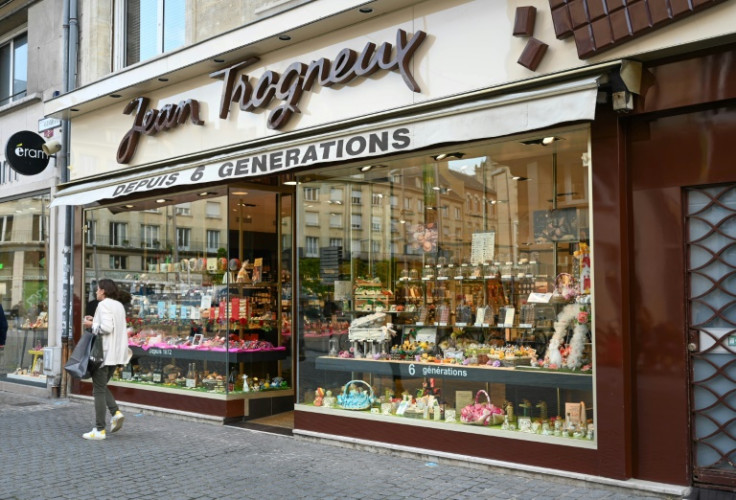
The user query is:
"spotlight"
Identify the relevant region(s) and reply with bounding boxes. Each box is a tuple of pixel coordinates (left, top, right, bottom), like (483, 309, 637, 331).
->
(42, 140, 62, 155)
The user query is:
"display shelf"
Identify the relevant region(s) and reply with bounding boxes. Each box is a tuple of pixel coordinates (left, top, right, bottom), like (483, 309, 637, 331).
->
(295, 404, 597, 449)
(314, 356, 592, 390)
(108, 379, 294, 399)
(130, 345, 288, 363)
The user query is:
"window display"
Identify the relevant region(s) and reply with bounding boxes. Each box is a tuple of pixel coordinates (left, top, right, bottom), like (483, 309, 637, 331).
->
(0, 194, 50, 385)
(296, 127, 595, 445)
(83, 186, 292, 402)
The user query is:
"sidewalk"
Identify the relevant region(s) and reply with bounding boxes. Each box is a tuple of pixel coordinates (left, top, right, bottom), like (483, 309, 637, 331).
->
(0, 390, 682, 500)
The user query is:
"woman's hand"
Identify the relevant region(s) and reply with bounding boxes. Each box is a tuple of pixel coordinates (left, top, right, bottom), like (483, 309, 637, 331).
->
(83, 315, 94, 328)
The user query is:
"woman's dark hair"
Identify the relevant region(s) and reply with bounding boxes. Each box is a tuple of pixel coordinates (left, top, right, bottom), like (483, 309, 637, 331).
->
(97, 278, 120, 301)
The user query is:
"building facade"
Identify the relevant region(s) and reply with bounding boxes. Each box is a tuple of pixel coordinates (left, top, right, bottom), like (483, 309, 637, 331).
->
(0, 0, 67, 394)
(41, 0, 736, 496)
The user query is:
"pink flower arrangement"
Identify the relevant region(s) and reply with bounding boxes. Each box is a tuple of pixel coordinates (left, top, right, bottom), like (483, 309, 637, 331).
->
(577, 310, 589, 324)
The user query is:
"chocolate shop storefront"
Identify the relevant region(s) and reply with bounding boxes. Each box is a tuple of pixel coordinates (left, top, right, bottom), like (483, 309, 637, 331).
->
(44, 1, 736, 496)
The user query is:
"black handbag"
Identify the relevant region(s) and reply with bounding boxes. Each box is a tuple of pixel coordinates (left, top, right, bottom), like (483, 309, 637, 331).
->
(64, 331, 103, 379)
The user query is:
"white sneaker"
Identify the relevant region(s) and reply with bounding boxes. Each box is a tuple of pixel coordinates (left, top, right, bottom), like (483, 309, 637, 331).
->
(82, 428, 106, 440)
(110, 411, 125, 433)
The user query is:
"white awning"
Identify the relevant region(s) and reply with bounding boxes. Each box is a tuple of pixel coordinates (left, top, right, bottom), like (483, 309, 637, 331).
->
(51, 75, 600, 207)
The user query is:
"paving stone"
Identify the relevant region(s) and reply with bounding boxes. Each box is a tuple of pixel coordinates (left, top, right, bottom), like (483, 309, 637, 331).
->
(0, 390, 683, 500)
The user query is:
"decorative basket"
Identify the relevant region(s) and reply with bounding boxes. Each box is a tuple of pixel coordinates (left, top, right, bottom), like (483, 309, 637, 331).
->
(460, 390, 505, 426)
(337, 379, 375, 410)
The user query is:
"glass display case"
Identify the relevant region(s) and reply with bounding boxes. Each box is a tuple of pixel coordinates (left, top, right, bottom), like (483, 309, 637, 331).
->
(295, 126, 595, 445)
(83, 186, 293, 411)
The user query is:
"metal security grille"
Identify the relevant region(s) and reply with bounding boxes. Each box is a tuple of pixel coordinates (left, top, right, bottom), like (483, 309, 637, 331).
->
(687, 184, 736, 487)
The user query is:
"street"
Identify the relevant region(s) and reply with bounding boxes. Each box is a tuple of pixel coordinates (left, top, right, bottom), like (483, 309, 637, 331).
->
(0, 390, 679, 500)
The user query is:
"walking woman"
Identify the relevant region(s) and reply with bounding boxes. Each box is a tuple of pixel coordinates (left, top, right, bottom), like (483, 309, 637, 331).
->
(82, 278, 131, 440)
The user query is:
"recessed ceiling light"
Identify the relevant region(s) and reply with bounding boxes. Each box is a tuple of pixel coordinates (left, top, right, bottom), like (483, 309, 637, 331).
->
(278, 35, 291, 41)
(123, 204, 135, 209)
(213, 58, 225, 63)
(155, 199, 169, 203)
(512, 176, 530, 181)
(158, 77, 169, 82)
(360, 165, 374, 172)
(71, 108, 79, 112)
(359, 7, 373, 13)
(521, 136, 562, 146)
(110, 94, 121, 98)
(283, 180, 299, 185)
(432, 152, 465, 161)
(198, 192, 214, 196)
(231, 191, 248, 195)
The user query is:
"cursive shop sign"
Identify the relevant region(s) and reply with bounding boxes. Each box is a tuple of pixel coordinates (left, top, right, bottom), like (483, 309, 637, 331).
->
(116, 29, 427, 164)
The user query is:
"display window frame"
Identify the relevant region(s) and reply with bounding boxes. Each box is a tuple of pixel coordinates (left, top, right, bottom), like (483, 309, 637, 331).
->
(78, 183, 296, 415)
(292, 124, 597, 448)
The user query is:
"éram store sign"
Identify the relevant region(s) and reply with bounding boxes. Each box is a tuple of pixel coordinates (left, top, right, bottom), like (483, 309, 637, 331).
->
(116, 29, 427, 165)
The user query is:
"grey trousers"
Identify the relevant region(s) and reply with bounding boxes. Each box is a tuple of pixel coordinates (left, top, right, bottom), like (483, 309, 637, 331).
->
(91, 365, 119, 431)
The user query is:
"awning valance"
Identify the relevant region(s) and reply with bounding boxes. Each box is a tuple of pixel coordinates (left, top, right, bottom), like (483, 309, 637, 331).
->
(51, 75, 600, 208)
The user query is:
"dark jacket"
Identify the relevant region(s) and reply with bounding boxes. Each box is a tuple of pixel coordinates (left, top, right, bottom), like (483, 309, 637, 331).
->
(0, 304, 7, 346)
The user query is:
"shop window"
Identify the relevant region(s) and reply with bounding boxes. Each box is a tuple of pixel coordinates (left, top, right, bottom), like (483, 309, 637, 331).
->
(176, 227, 191, 250)
(329, 213, 342, 228)
(121, 0, 185, 67)
(175, 203, 191, 216)
(304, 187, 319, 201)
(295, 127, 595, 447)
(109, 222, 128, 246)
(0, 215, 12, 242)
(206, 229, 219, 252)
(305, 212, 319, 226)
(109, 255, 128, 270)
(0, 32, 27, 106)
(206, 201, 220, 218)
(305, 236, 319, 257)
(141, 224, 160, 248)
(84, 189, 289, 405)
